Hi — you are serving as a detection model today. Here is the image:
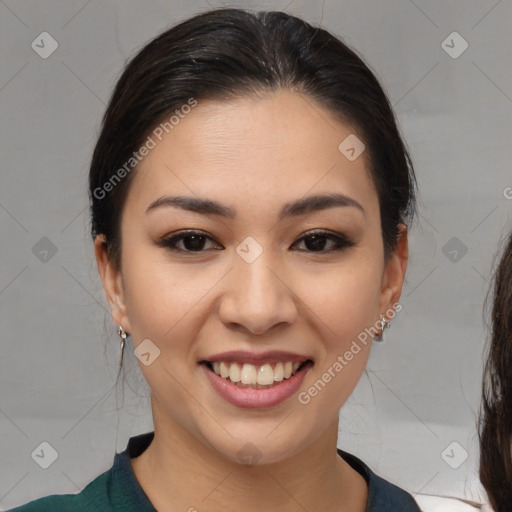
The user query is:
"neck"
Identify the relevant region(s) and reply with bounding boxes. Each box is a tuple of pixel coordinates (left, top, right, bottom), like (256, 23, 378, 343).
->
(130, 397, 368, 512)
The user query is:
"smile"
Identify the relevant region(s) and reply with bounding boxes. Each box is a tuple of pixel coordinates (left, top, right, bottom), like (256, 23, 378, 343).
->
(204, 360, 309, 388)
(200, 352, 314, 408)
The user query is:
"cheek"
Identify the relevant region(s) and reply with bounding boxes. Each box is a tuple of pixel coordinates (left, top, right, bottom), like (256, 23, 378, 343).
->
(120, 249, 204, 342)
(120, 250, 239, 372)
(294, 259, 383, 339)
(292, 259, 381, 408)
(123, 242, 383, 345)
(120, 254, 212, 409)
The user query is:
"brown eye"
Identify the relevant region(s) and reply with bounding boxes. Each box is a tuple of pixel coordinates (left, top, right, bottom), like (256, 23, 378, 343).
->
(292, 230, 355, 253)
(159, 230, 222, 253)
(158, 229, 354, 254)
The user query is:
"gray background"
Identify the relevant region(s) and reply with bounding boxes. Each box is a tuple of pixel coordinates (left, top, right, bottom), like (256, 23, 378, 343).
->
(1, 0, 511, 508)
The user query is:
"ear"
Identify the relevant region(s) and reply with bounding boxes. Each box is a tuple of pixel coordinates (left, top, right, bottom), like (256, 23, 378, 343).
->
(94, 234, 132, 333)
(378, 224, 408, 315)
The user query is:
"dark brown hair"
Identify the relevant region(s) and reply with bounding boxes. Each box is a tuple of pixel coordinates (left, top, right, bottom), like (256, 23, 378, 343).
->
(479, 231, 512, 511)
(88, 7, 416, 270)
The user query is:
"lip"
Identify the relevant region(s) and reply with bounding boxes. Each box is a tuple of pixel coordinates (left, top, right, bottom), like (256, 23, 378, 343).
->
(200, 350, 312, 365)
(200, 359, 314, 409)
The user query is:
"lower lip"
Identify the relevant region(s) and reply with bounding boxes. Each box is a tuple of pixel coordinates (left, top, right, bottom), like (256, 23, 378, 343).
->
(201, 362, 313, 409)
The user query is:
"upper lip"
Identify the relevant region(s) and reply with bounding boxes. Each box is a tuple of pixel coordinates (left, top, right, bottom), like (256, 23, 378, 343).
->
(201, 350, 313, 365)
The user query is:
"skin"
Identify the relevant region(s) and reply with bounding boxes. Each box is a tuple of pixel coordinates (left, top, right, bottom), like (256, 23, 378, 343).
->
(95, 89, 408, 512)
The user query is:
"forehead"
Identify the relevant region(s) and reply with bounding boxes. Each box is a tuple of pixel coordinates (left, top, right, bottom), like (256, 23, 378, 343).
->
(126, 90, 378, 217)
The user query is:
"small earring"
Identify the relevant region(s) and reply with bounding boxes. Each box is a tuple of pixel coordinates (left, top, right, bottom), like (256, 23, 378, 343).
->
(374, 315, 389, 342)
(118, 325, 127, 367)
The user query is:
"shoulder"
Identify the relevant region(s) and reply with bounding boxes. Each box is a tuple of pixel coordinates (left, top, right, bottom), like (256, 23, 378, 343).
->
(338, 449, 421, 511)
(365, 470, 422, 511)
(6, 432, 158, 512)
(5, 493, 80, 512)
(5, 468, 111, 512)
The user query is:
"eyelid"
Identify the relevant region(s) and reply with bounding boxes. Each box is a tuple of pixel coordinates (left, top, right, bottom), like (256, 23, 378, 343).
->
(292, 229, 355, 251)
(158, 229, 221, 252)
(158, 228, 355, 254)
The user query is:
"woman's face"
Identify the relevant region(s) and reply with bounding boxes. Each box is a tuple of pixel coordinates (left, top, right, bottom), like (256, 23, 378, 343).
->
(95, 90, 407, 465)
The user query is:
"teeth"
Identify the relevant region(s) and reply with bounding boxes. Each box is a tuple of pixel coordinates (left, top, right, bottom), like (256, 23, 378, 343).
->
(274, 362, 284, 382)
(241, 363, 257, 385)
(257, 364, 274, 385)
(229, 363, 241, 383)
(284, 361, 293, 379)
(219, 362, 229, 379)
(209, 360, 307, 386)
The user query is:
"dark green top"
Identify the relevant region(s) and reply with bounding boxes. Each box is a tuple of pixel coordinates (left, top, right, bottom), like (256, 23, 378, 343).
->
(7, 431, 421, 511)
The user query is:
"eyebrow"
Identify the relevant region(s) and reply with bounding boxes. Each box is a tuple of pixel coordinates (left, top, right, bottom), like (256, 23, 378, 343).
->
(145, 193, 365, 220)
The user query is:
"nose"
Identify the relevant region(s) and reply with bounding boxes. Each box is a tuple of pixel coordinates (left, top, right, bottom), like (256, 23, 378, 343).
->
(217, 246, 298, 336)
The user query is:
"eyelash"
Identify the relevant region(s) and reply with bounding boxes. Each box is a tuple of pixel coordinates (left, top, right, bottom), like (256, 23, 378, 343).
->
(158, 229, 355, 254)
